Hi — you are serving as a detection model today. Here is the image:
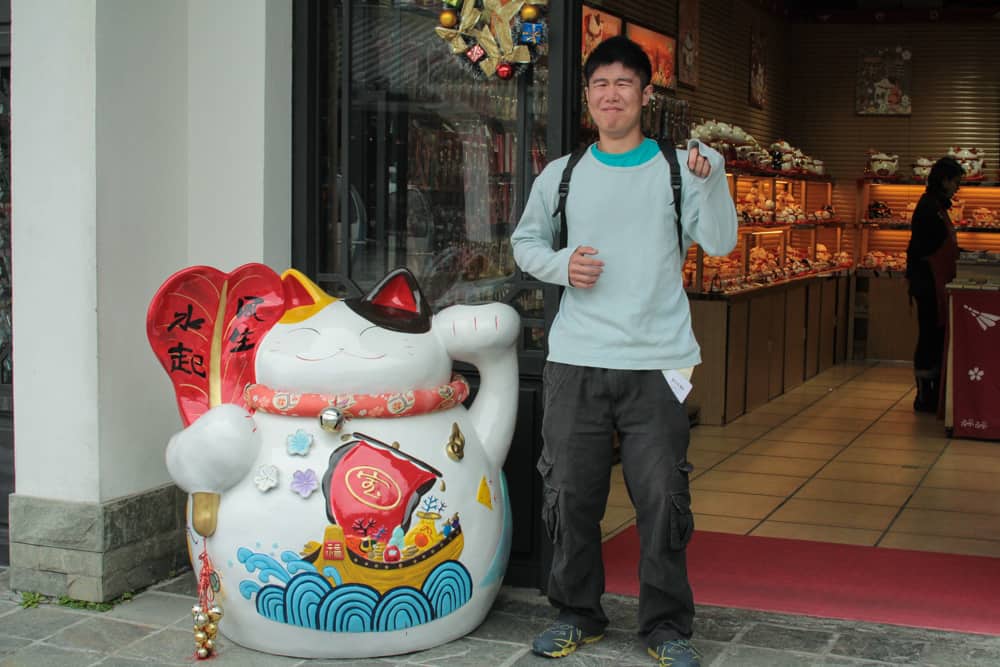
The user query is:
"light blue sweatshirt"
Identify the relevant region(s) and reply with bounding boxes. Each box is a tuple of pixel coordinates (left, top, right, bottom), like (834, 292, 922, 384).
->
(511, 138, 737, 370)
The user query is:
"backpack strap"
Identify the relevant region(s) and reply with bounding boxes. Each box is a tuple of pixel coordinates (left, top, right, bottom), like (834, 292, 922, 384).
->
(658, 139, 684, 256)
(554, 145, 588, 249)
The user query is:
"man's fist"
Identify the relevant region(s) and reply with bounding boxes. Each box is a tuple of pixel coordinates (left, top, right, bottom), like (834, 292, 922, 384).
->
(687, 144, 712, 178)
(568, 245, 604, 289)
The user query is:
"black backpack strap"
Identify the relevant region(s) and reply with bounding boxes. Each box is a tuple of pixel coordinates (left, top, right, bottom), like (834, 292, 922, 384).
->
(554, 146, 588, 249)
(658, 139, 684, 257)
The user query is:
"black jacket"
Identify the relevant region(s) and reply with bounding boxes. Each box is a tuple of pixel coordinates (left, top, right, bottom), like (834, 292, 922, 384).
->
(905, 190, 953, 295)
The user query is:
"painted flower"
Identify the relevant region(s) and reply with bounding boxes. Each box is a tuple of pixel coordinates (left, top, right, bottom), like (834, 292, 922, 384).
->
(968, 367, 985, 381)
(290, 469, 319, 498)
(286, 429, 314, 456)
(272, 392, 301, 411)
(386, 392, 416, 415)
(253, 464, 279, 492)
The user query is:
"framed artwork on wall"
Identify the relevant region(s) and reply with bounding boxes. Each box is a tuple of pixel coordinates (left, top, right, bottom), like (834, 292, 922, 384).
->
(749, 28, 767, 109)
(625, 23, 676, 90)
(856, 46, 912, 115)
(678, 0, 699, 88)
(582, 5, 622, 65)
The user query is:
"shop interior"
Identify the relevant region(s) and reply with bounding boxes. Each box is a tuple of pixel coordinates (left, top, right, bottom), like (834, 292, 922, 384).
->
(295, 0, 1000, 589)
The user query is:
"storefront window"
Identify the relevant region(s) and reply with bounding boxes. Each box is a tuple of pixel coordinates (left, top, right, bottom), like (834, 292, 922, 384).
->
(318, 1, 548, 310)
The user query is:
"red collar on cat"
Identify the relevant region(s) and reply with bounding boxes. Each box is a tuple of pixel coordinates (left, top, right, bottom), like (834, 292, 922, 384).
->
(243, 374, 469, 419)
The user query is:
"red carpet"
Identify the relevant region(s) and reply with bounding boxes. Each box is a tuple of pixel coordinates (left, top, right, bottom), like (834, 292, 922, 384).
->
(602, 528, 1000, 635)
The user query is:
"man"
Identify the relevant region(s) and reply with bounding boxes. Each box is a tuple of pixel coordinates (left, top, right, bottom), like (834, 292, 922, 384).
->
(511, 36, 737, 667)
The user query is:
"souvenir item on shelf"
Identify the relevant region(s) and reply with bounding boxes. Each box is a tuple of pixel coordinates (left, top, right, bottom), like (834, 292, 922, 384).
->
(433, 0, 547, 79)
(867, 150, 900, 178)
(912, 157, 933, 180)
(948, 146, 986, 180)
(147, 265, 520, 659)
(867, 200, 893, 220)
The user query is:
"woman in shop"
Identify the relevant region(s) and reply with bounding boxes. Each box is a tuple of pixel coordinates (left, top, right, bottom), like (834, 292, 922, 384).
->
(905, 156, 964, 412)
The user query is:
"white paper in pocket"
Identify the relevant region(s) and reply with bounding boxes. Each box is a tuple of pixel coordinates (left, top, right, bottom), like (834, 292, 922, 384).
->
(662, 369, 693, 403)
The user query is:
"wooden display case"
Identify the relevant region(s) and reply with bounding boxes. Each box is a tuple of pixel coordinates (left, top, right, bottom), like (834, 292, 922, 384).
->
(689, 273, 849, 424)
(687, 170, 851, 424)
(686, 171, 850, 294)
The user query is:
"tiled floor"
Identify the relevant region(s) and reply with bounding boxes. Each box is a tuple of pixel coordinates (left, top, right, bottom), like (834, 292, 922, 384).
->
(601, 362, 1000, 560)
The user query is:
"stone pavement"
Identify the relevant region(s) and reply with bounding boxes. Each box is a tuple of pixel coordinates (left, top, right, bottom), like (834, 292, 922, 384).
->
(1, 567, 999, 666)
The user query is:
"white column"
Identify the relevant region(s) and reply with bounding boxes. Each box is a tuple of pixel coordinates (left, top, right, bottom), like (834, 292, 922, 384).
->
(12, 0, 101, 503)
(12, 0, 293, 503)
(94, 0, 191, 499)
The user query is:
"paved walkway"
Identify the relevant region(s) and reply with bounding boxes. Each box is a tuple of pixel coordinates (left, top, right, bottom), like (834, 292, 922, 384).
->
(1, 568, 999, 666)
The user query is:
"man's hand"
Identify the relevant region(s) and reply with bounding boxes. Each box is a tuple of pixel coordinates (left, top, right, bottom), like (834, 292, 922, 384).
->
(687, 144, 712, 178)
(568, 246, 604, 289)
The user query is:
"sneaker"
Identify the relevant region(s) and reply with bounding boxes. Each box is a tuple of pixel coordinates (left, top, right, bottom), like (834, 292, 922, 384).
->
(647, 639, 701, 666)
(531, 622, 604, 658)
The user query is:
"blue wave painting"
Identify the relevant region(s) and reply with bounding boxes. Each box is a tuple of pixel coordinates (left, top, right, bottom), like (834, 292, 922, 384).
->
(237, 548, 472, 632)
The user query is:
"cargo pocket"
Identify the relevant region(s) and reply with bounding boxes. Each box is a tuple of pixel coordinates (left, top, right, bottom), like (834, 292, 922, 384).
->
(537, 455, 561, 544)
(668, 490, 694, 551)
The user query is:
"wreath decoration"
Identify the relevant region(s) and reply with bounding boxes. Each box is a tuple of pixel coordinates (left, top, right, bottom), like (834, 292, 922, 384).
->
(435, 0, 548, 80)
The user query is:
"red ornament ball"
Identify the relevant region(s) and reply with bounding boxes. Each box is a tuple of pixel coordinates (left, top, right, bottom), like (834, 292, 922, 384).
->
(496, 62, 514, 80)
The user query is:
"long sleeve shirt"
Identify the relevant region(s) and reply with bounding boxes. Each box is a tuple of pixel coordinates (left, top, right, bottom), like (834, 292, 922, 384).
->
(511, 139, 738, 370)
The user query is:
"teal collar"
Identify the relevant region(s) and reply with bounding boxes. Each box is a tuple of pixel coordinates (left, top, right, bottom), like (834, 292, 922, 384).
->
(590, 138, 659, 167)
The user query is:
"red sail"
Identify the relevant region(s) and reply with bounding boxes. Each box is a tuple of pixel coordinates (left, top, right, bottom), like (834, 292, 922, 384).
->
(146, 263, 286, 425)
(322, 437, 441, 539)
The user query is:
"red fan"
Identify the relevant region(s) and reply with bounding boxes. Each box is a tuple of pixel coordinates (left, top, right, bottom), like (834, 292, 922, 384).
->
(146, 263, 287, 426)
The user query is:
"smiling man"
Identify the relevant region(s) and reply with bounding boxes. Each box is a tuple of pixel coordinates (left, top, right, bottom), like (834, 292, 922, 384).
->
(511, 36, 737, 667)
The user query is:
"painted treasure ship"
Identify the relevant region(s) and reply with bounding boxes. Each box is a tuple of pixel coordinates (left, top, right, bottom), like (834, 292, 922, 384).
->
(301, 433, 464, 593)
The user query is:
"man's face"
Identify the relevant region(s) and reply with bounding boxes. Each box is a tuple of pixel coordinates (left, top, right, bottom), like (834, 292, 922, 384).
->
(584, 62, 652, 140)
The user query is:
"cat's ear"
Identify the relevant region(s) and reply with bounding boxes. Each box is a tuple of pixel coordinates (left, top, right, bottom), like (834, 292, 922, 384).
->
(349, 268, 432, 333)
(279, 269, 336, 324)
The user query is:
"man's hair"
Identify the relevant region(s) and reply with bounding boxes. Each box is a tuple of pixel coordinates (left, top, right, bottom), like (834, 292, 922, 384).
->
(583, 36, 652, 89)
(927, 156, 964, 195)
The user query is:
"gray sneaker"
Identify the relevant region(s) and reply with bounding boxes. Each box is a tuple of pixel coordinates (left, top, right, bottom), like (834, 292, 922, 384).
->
(531, 622, 604, 658)
(647, 639, 701, 666)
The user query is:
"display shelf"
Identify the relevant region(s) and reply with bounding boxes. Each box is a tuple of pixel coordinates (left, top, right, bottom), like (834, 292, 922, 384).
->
(683, 171, 849, 295)
(849, 180, 1000, 360)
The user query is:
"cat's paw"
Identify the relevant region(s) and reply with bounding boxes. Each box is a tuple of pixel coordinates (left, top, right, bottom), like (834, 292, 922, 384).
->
(433, 304, 520, 359)
(166, 404, 261, 494)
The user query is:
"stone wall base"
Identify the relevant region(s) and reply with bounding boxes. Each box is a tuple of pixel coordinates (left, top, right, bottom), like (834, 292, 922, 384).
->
(8, 485, 189, 602)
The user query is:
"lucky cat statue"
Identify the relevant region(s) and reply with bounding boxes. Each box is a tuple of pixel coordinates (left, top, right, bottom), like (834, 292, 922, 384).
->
(147, 264, 520, 658)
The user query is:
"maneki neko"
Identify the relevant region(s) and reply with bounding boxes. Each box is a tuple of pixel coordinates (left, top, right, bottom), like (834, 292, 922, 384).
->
(146, 264, 520, 659)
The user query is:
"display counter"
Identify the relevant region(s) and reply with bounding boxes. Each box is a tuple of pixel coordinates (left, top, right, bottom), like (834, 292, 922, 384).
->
(944, 254, 1000, 440)
(689, 270, 850, 424)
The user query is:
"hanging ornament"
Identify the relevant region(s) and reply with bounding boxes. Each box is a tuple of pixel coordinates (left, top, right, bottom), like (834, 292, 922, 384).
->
(440, 9, 458, 28)
(191, 543, 223, 660)
(434, 0, 548, 80)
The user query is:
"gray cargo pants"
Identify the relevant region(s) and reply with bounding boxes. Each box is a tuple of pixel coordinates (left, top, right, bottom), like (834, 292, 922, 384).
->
(539, 362, 695, 647)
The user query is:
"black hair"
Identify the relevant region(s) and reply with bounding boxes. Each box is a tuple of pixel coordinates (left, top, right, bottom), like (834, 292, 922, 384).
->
(583, 35, 652, 89)
(927, 156, 964, 196)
